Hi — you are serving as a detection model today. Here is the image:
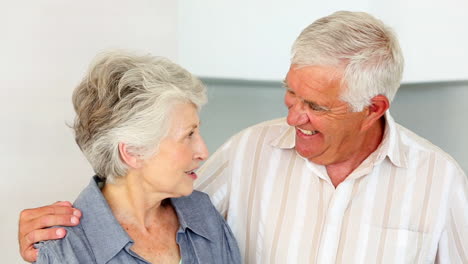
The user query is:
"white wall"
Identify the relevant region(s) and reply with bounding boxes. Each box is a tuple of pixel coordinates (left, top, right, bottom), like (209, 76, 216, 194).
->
(370, 0, 468, 82)
(0, 1, 177, 263)
(179, 0, 369, 81)
(179, 0, 468, 82)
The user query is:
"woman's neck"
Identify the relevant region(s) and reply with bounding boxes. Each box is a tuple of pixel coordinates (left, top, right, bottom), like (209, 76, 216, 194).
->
(101, 173, 182, 263)
(101, 172, 171, 232)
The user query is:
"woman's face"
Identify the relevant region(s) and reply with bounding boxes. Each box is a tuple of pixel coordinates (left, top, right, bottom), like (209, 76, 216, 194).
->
(139, 102, 209, 197)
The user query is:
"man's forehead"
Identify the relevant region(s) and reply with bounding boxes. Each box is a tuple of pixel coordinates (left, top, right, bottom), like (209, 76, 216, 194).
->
(288, 64, 342, 77)
(286, 65, 343, 91)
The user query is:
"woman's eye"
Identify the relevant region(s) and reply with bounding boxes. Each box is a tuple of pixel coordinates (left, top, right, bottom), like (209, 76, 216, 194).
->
(188, 131, 195, 137)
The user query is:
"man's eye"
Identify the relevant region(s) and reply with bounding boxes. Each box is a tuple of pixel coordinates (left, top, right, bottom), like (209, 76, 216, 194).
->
(188, 131, 194, 137)
(308, 103, 325, 111)
(287, 90, 295, 95)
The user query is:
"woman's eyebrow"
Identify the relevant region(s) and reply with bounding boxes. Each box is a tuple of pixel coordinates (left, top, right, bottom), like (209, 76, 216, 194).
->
(184, 123, 199, 130)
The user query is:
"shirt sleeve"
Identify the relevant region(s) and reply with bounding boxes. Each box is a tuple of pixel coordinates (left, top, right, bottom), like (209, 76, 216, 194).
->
(195, 137, 236, 218)
(435, 169, 468, 263)
(221, 214, 242, 264)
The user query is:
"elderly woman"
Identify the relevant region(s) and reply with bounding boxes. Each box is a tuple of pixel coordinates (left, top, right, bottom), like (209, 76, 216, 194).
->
(33, 51, 241, 263)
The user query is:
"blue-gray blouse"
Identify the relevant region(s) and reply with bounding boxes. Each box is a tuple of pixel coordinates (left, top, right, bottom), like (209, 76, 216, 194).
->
(34, 176, 241, 264)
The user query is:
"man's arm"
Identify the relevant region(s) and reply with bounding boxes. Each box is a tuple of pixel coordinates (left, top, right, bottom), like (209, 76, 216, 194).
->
(18, 201, 82, 262)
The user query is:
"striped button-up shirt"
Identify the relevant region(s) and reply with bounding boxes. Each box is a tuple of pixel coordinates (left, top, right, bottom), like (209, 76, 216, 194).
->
(196, 112, 467, 264)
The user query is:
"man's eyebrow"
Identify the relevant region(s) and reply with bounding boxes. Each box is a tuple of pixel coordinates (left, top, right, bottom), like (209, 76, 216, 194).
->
(304, 99, 318, 106)
(304, 99, 331, 111)
(281, 78, 329, 111)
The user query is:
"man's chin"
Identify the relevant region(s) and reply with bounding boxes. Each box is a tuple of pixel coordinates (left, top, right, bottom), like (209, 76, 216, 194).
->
(295, 148, 331, 165)
(296, 150, 318, 162)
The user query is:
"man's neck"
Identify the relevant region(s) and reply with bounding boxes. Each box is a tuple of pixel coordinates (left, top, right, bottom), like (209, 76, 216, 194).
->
(326, 118, 386, 187)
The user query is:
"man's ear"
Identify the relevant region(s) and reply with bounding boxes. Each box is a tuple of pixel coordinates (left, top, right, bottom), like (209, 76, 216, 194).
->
(361, 95, 389, 131)
(118, 142, 142, 169)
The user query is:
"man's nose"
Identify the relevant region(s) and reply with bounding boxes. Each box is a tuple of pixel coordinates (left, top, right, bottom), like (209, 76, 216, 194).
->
(287, 101, 309, 126)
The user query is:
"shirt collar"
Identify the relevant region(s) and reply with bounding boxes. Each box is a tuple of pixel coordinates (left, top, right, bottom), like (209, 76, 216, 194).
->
(170, 192, 216, 242)
(269, 120, 295, 149)
(377, 111, 409, 168)
(73, 176, 133, 264)
(269, 112, 409, 168)
(76, 178, 217, 264)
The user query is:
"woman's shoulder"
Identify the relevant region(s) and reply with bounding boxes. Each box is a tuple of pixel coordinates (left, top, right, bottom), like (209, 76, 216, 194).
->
(171, 190, 226, 227)
(34, 225, 95, 263)
(171, 191, 215, 214)
(171, 191, 241, 263)
(181, 190, 211, 202)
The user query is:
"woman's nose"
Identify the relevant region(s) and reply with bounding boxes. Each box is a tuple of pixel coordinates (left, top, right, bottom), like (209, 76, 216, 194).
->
(195, 138, 209, 161)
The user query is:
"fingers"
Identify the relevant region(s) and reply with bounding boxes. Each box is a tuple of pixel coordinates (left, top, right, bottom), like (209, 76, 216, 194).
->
(18, 202, 82, 262)
(36, 207, 81, 229)
(20, 228, 67, 262)
(20, 247, 38, 263)
(23, 227, 67, 246)
(19, 203, 81, 239)
(34, 213, 80, 231)
(52, 201, 73, 207)
(19, 202, 81, 223)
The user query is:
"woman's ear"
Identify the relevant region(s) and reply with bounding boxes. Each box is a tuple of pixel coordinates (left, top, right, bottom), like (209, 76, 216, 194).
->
(118, 142, 142, 169)
(361, 95, 389, 131)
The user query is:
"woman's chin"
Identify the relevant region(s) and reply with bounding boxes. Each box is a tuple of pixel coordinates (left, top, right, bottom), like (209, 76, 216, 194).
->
(181, 188, 195, 197)
(172, 185, 195, 198)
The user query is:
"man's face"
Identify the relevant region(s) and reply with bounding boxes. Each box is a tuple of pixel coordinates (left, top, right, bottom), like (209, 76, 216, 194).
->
(284, 65, 369, 165)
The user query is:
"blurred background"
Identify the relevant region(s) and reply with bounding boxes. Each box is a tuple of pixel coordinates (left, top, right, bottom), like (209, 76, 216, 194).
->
(1, 0, 467, 262)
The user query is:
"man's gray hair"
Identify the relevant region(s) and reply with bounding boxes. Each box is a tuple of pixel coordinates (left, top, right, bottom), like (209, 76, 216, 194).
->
(291, 11, 404, 111)
(72, 50, 207, 182)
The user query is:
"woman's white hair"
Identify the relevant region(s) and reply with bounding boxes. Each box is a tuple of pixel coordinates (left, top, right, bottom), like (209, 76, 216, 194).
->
(72, 50, 207, 183)
(291, 11, 404, 111)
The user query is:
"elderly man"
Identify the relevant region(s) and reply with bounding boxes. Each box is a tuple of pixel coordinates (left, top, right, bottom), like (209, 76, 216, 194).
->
(19, 11, 467, 263)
